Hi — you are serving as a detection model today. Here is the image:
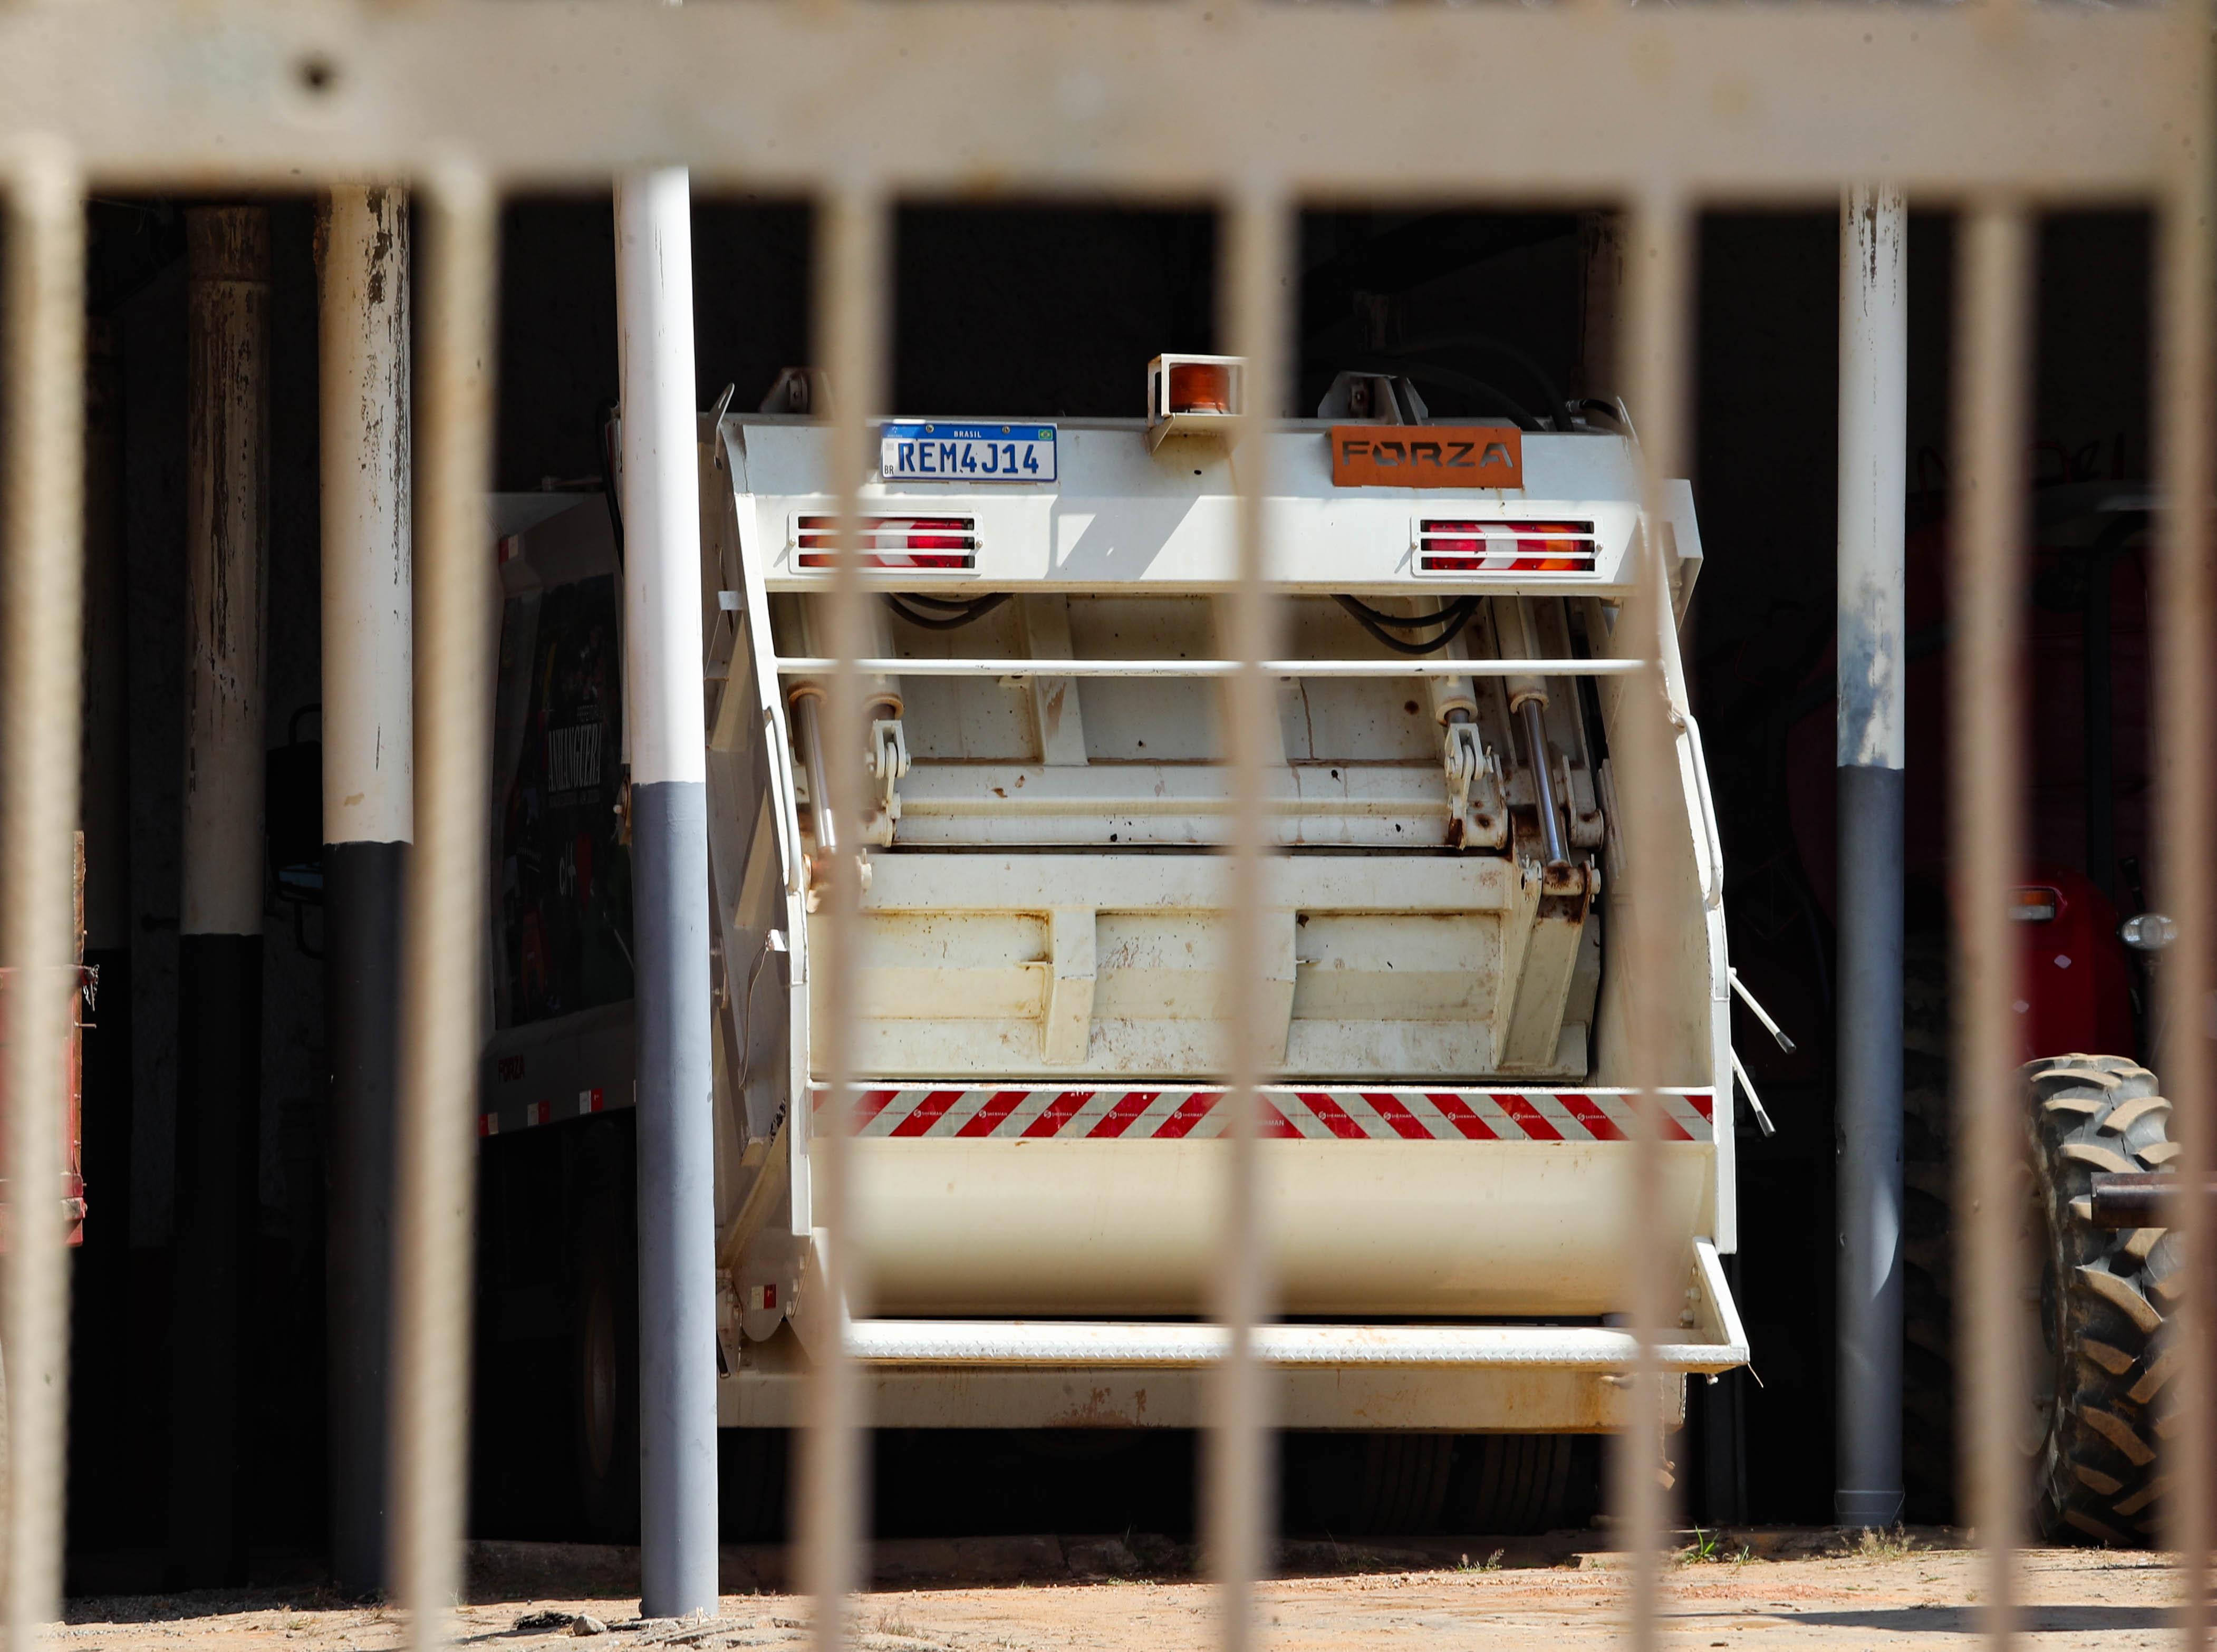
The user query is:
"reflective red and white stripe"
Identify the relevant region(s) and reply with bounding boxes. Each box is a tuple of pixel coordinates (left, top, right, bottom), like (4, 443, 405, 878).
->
(479, 1084, 609, 1138)
(811, 1086, 1715, 1143)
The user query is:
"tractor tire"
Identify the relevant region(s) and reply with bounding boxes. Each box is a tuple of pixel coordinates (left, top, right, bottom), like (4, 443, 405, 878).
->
(2023, 1054, 2182, 1544)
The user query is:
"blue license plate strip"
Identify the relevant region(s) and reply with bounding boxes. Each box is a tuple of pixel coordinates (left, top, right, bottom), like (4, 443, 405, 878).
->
(880, 422, 1057, 484)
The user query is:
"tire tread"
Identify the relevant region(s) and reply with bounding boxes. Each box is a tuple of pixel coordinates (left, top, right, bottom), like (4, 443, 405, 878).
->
(2025, 1056, 2179, 1544)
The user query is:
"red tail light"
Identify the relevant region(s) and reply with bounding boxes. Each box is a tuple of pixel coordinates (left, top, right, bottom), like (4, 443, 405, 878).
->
(796, 514, 979, 571)
(1415, 518, 1596, 574)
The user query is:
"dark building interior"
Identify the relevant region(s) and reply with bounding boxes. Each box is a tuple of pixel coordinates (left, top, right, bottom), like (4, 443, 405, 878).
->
(60, 198, 2152, 1586)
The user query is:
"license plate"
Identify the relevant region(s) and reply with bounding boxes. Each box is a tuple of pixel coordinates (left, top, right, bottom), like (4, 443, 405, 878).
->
(880, 422, 1056, 484)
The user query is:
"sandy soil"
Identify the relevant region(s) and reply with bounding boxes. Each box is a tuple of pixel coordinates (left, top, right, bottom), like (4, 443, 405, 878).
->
(55, 1535, 2192, 1649)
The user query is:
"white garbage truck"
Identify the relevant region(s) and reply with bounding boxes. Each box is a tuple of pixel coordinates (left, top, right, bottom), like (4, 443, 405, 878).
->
(477, 359, 1749, 1539)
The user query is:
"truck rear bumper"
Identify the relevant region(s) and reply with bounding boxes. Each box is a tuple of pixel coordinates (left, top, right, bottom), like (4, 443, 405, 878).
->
(718, 1239, 1746, 1432)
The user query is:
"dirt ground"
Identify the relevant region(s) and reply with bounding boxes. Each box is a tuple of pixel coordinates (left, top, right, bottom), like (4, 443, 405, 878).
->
(55, 1533, 2192, 1649)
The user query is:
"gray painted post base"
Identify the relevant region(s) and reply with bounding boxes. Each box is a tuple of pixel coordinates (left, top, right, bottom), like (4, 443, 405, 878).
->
(1836, 761, 1906, 1530)
(631, 779, 719, 1616)
(324, 839, 407, 1596)
(167, 933, 263, 1588)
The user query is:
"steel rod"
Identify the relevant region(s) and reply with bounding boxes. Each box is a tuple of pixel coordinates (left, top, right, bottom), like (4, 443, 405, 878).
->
(1612, 187, 1693, 1652)
(1205, 187, 1291, 1652)
(1, 133, 84, 1652)
(799, 184, 886, 1652)
(2152, 130, 2215, 1648)
(1953, 200, 2032, 1650)
(772, 656, 1636, 678)
(389, 165, 496, 1652)
(2086, 1173, 2217, 1231)
(793, 694, 840, 863)
(1518, 698, 1572, 869)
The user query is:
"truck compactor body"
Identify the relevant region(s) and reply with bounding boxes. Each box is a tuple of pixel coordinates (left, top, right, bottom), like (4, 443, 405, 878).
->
(480, 364, 1749, 1481)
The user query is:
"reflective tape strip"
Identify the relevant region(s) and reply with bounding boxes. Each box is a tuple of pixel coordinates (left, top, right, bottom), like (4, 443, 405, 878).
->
(475, 1081, 1721, 1142)
(477, 1080, 629, 1139)
(808, 1085, 1718, 1142)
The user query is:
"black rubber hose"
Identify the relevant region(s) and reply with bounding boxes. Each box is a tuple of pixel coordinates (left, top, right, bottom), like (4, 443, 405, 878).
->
(888, 590, 994, 613)
(1334, 593, 1471, 633)
(1333, 594, 1479, 655)
(881, 592, 1014, 631)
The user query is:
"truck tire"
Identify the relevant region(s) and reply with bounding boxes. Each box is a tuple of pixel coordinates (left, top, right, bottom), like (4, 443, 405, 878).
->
(570, 1139, 640, 1542)
(2024, 1054, 2181, 1544)
(1444, 1434, 1595, 1533)
(1282, 1433, 1454, 1535)
(719, 1427, 788, 1543)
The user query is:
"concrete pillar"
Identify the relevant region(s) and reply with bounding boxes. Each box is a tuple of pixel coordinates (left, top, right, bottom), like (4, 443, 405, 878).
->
(1835, 183, 1908, 1531)
(318, 185, 412, 1598)
(168, 204, 271, 1588)
(613, 167, 718, 1616)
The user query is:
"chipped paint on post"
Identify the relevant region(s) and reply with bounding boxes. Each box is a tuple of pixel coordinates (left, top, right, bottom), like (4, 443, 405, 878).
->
(1837, 184, 1907, 773)
(320, 185, 412, 846)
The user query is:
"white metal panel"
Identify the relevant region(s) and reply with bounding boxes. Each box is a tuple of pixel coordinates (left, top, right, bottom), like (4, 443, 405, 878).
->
(841, 1138, 1717, 1317)
(745, 423, 1651, 593)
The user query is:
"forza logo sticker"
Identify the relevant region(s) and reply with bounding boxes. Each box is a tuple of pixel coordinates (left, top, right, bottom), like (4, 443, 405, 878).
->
(1330, 425, 1522, 489)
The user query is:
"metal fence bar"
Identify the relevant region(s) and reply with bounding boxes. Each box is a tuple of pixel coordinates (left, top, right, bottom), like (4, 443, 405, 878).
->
(1204, 187, 1291, 1652)
(2152, 154, 2215, 1645)
(1, 133, 83, 1652)
(1610, 189, 1693, 1652)
(0, 4, 2193, 196)
(800, 183, 887, 1652)
(389, 164, 497, 1652)
(1952, 201, 2032, 1650)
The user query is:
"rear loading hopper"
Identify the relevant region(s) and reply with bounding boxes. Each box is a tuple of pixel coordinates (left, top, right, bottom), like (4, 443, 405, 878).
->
(699, 384, 1747, 1451)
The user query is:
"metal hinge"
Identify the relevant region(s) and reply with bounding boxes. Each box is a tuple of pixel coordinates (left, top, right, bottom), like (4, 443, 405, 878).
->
(869, 717, 910, 827)
(1442, 722, 1506, 848)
